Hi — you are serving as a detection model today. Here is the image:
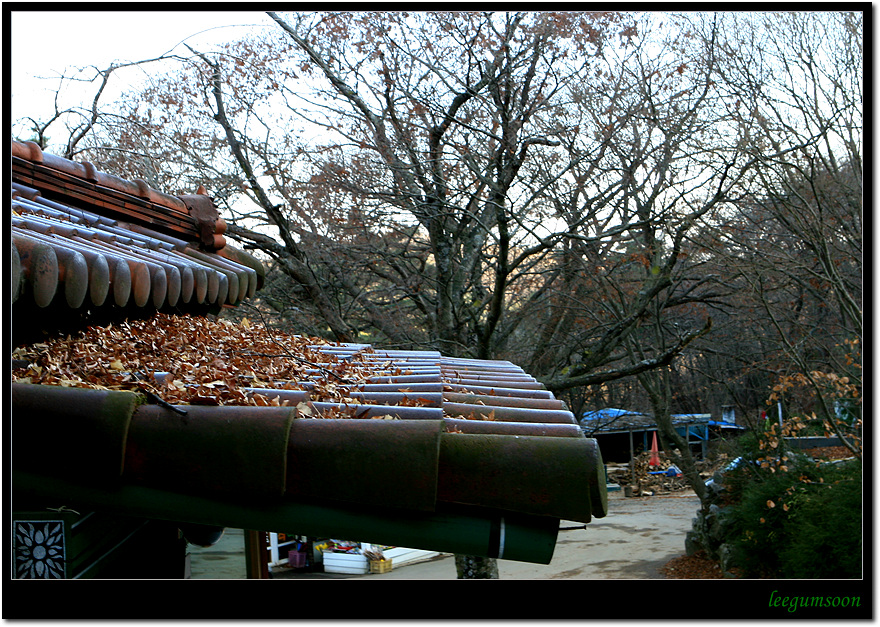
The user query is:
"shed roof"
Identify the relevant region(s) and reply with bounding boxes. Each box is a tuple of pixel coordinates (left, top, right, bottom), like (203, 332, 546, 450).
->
(581, 408, 742, 435)
(10, 143, 607, 564)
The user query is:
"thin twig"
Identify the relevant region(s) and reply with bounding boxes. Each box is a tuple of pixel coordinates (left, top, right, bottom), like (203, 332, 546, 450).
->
(238, 302, 354, 383)
(131, 371, 188, 416)
(141, 389, 189, 416)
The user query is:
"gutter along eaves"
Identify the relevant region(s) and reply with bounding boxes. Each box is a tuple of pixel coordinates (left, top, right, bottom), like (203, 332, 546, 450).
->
(12, 470, 560, 564)
(11, 377, 603, 563)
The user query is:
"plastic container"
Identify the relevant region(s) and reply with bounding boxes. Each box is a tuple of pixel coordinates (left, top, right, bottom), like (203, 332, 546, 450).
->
(369, 558, 392, 574)
(288, 551, 307, 569)
(323, 552, 368, 574)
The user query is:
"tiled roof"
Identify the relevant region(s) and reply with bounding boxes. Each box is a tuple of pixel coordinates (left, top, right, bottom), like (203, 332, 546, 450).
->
(12, 347, 607, 563)
(10, 143, 607, 565)
(11, 140, 263, 312)
(12, 346, 606, 518)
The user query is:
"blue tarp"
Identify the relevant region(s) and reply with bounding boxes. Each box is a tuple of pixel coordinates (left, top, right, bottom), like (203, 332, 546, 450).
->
(581, 408, 639, 421)
(581, 409, 745, 433)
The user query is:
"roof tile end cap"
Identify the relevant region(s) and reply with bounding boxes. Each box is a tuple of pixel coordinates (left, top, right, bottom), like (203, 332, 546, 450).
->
(12, 140, 43, 163)
(125, 404, 295, 502)
(178, 193, 223, 250)
(12, 383, 140, 483)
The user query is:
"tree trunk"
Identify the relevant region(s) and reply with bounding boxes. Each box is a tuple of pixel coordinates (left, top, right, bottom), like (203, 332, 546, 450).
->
(455, 554, 499, 579)
(639, 368, 709, 506)
(654, 412, 708, 506)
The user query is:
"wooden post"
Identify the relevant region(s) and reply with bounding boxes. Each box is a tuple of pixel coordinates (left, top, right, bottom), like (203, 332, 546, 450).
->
(244, 530, 269, 579)
(629, 427, 635, 485)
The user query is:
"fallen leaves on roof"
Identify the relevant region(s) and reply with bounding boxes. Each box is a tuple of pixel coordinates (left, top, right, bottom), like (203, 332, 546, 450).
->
(11, 313, 386, 408)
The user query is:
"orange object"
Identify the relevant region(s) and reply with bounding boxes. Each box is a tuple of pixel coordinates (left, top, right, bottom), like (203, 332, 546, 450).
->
(649, 432, 661, 467)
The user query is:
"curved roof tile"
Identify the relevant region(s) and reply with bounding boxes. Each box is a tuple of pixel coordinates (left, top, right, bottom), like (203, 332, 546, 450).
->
(11, 341, 608, 526)
(11, 143, 264, 313)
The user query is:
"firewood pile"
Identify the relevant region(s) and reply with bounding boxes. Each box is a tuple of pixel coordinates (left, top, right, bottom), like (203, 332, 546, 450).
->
(608, 452, 733, 495)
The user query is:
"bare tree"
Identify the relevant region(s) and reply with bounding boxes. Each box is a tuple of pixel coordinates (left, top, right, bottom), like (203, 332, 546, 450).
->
(707, 11, 863, 454)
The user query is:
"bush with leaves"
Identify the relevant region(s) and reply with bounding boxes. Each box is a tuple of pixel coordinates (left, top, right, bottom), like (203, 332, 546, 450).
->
(721, 423, 862, 578)
(766, 359, 862, 460)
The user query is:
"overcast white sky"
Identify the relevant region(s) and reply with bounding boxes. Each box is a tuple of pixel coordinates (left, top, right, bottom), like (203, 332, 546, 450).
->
(10, 10, 276, 127)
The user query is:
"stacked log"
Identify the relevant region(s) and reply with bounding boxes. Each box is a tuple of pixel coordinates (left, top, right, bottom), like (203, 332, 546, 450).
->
(609, 452, 734, 496)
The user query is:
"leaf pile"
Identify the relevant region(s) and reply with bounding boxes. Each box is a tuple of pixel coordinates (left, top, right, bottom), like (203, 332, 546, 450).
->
(11, 313, 383, 408)
(802, 446, 855, 461)
(661, 551, 733, 579)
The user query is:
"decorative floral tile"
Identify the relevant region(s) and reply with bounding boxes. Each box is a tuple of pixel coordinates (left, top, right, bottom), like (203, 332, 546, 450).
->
(13, 521, 66, 579)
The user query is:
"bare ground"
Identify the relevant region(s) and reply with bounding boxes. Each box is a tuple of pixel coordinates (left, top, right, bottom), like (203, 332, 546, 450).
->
(189, 489, 705, 579)
(373, 489, 702, 580)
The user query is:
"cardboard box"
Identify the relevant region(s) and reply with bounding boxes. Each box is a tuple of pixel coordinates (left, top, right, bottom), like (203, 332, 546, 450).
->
(383, 547, 438, 567)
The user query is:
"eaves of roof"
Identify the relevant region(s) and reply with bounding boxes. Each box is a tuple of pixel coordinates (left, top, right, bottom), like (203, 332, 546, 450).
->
(12, 348, 607, 563)
(582, 408, 636, 420)
(583, 413, 742, 435)
(11, 141, 264, 313)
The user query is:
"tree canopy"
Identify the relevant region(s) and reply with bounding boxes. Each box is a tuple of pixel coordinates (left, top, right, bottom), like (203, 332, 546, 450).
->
(14, 9, 862, 442)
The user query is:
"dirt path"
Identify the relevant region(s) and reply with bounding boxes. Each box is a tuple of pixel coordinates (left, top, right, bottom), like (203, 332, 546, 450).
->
(188, 490, 701, 579)
(221, 489, 702, 580)
(367, 490, 701, 580)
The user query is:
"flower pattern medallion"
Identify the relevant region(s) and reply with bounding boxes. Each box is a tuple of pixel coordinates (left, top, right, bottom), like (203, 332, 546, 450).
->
(14, 521, 66, 579)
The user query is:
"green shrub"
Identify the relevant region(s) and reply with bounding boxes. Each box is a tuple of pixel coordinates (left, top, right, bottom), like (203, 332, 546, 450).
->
(725, 456, 862, 578)
(777, 460, 862, 578)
